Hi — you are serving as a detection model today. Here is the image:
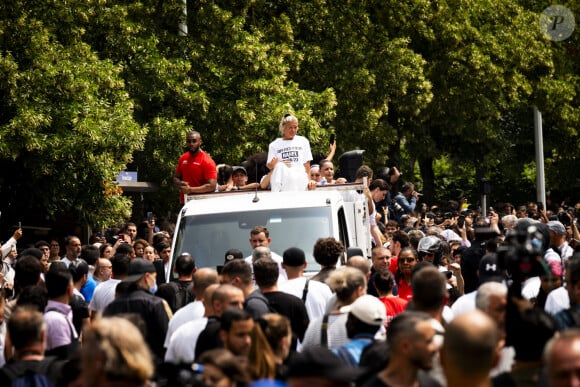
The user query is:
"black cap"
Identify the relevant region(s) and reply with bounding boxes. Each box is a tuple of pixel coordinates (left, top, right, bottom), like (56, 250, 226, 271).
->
(122, 258, 156, 283)
(283, 247, 306, 267)
(224, 248, 244, 263)
(478, 253, 503, 284)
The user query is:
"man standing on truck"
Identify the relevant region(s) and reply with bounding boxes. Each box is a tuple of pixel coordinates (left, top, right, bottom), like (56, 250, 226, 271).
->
(174, 130, 217, 204)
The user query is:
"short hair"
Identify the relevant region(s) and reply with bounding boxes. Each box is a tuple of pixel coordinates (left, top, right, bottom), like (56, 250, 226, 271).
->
(198, 349, 250, 385)
(34, 240, 49, 249)
(369, 178, 390, 192)
(45, 265, 73, 299)
(8, 306, 46, 349)
(80, 245, 100, 266)
(252, 246, 272, 262)
(250, 226, 270, 238)
(475, 282, 508, 312)
(221, 308, 253, 332)
(407, 230, 424, 250)
(154, 241, 171, 254)
(221, 259, 253, 285)
(313, 237, 345, 266)
(68, 258, 89, 283)
(392, 230, 410, 249)
(253, 258, 279, 288)
(116, 243, 133, 256)
(212, 284, 242, 305)
(111, 254, 130, 277)
(355, 165, 373, 180)
(193, 268, 219, 296)
(374, 270, 396, 294)
(443, 311, 499, 375)
(64, 235, 80, 247)
(411, 266, 447, 312)
(175, 253, 196, 276)
(14, 256, 42, 291)
(123, 222, 137, 232)
(401, 182, 415, 193)
(82, 317, 153, 383)
(346, 256, 370, 276)
(279, 114, 298, 135)
(326, 267, 367, 303)
(543, 328, 580, 368)
(502, 215, 518, 229)
(387, 311, 432, 349)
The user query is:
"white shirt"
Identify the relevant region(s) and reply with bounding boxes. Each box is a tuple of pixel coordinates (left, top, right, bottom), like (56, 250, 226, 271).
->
(279, 276, 332, 320)
(164, 300, 205, 348)
(301, 313, 349, 351)
(89, 279, 121, 313)
(545, 286, 569, 316)
(164, 317, 208, 363)
(450, 290, 477, 319)
(267, 135, 313, 169)
(521, 276, 541, 300)
(245, 252, 288, 285)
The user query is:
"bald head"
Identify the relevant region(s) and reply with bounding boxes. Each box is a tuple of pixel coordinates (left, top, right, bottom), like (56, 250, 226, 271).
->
(212, 284, 245, 316)
(202, 284, 220, 316)
(346, 255, 370, 277)
(193, 268, 219, 300)
(442, 310, 499, 379)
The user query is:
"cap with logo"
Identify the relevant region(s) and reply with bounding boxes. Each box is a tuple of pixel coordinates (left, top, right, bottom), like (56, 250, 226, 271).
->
(478, 253, 504, 284)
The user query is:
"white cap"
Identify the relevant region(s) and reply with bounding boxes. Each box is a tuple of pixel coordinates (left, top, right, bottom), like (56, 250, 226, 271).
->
(340, 295, 386, 326)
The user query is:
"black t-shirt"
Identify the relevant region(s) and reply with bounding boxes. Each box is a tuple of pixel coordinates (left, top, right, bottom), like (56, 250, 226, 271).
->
(70, 294, 90, 335)
(194, 317, 221, 360)
(263, 291, 309, 342)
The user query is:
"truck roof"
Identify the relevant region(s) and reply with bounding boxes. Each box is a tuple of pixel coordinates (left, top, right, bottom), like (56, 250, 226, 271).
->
(182, 184, 365, 216)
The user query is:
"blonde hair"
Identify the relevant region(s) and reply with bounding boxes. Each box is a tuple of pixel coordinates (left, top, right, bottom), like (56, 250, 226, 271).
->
(326, 266, 367, 303)
(83, 317, 153, 383)
(279, 114, 298, 135)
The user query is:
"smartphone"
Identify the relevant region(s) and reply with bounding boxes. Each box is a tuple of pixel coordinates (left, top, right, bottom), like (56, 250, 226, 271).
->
(537, 201, 544, 211)
(18, 221, 21, 229)
(147, 211, 153, 224)
(329, 133, 335, 146)
(457, 215, 465, 228)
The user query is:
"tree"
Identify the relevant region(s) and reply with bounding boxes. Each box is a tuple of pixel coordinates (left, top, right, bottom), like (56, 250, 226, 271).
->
(0, 1, 144, 229)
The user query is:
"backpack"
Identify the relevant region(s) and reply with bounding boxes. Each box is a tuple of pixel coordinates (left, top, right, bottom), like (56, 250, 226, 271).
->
(245, 290, 276, 314)
(168, 281, 194, 312)
(0, 357, 61, 387)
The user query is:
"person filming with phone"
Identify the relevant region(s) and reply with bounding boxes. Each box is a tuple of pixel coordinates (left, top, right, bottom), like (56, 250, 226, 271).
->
(392, 182, 420, 222)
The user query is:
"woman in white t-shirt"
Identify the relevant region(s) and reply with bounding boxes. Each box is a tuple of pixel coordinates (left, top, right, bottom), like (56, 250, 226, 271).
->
(266, 114, 313, 191)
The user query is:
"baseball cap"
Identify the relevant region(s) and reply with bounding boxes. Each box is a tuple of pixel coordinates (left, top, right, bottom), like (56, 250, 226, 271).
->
(547, 221, 566, 235)
(340, 295, 386, 326)
(282, 247, 306, 267)
(123, 258, 156, 283)
(224, 248, 244, 263)
(232, 166, 247, 176)
(440, 229, 462, 242)
(478, 253, 504, 284)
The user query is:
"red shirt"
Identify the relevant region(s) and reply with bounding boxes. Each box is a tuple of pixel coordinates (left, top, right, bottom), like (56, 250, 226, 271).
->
(379, 296, 408, 329)
(397, 278, 413, 302)
(175, 150, 217, 203)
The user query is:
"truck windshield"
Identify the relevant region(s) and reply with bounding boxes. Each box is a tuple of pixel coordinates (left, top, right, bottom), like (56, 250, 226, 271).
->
(171, 207, 333, 276)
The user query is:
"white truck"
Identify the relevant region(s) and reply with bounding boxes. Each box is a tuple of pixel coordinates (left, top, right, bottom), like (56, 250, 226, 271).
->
(167, 184, 372, 281)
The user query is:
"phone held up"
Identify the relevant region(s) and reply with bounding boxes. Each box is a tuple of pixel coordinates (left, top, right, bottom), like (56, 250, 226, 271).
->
(329, 133, 335, 146)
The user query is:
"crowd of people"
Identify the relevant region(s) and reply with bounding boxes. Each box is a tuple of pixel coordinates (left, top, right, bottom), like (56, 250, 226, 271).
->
(1, 113, 580, 387)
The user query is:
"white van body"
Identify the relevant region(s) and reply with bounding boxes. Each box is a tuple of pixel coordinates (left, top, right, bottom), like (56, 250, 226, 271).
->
(167, 184, 372, 281)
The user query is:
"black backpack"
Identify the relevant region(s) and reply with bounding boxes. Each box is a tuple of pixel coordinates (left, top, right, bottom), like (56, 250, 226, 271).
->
(168, 281, 194, 312)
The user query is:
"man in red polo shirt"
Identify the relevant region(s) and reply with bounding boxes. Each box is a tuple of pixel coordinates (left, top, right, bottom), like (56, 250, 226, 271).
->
(174, 131, 217, 204)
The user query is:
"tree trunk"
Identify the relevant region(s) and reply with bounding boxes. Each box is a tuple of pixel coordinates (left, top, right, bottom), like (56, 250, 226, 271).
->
(418, 157, 435, 206)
